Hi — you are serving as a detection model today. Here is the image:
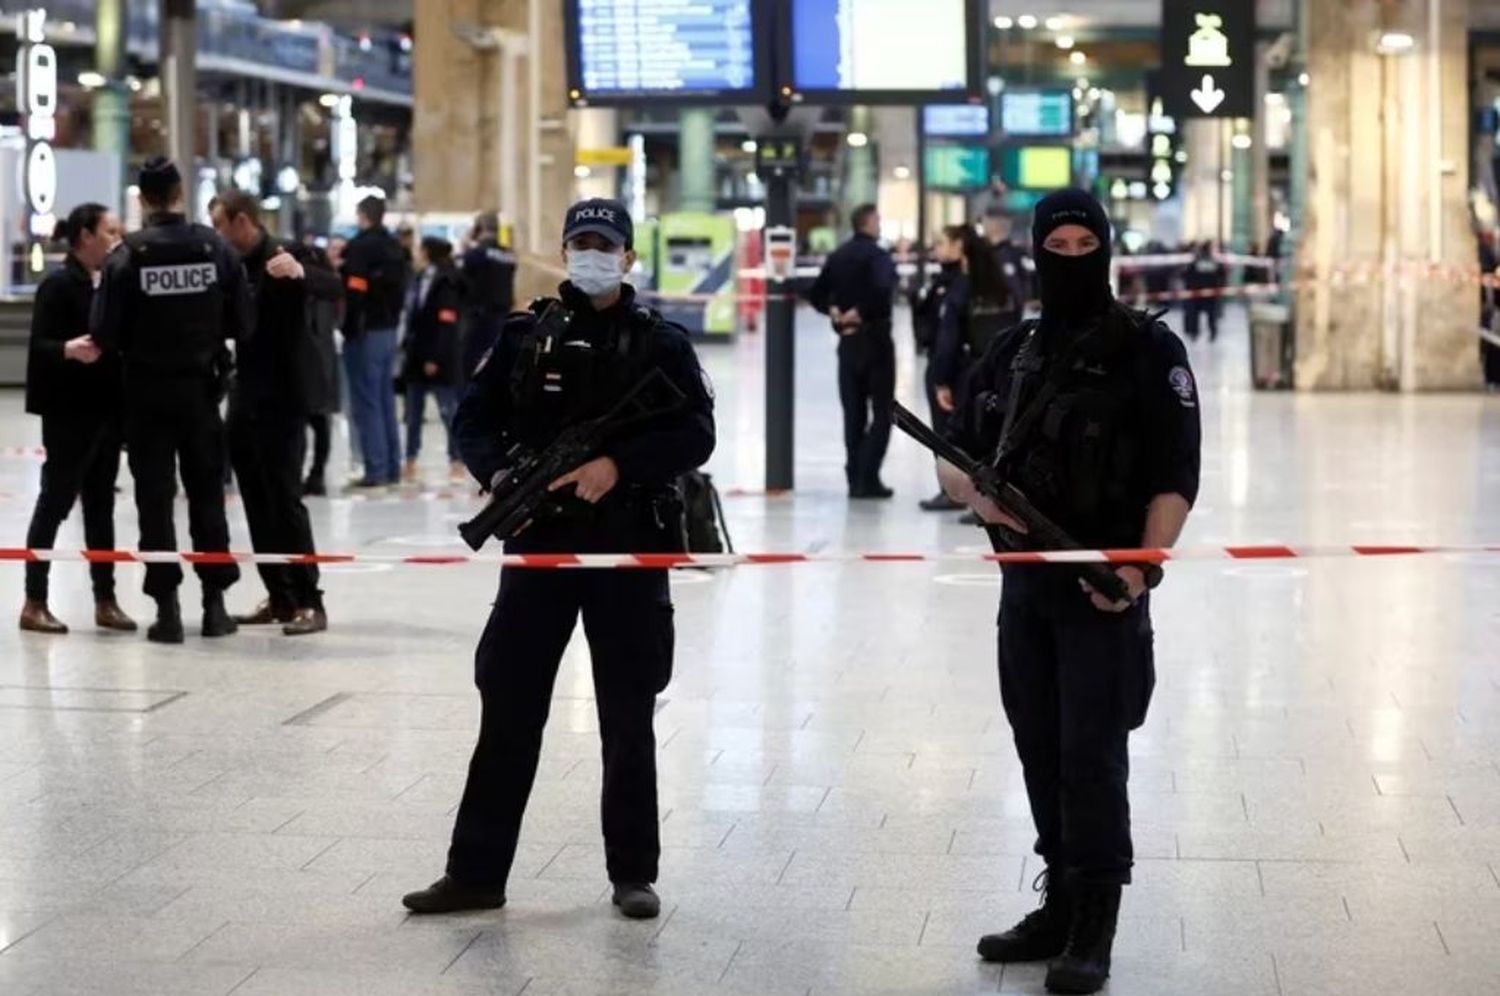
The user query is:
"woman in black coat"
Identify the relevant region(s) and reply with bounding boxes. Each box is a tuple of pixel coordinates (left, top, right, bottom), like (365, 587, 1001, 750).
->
(20, 203, 136, 634)
(400, 237, 467, 483)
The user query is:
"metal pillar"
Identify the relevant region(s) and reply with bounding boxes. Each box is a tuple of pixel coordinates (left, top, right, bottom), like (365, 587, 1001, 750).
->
(94, 0, 129, 208)
(764, 168, 795, 491)
(161, 0, 197, 170)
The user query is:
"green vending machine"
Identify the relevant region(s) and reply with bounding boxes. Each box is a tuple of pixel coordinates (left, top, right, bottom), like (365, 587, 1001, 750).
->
(652, 212, 737, 338)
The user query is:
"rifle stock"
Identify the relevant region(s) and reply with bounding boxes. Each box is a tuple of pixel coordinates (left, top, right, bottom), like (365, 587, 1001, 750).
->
(890, 402, 1132, 603)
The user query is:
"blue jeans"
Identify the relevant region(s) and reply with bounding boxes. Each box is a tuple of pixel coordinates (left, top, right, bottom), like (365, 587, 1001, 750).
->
(342, 327, 401, 484)
(405, 382, 460, 461)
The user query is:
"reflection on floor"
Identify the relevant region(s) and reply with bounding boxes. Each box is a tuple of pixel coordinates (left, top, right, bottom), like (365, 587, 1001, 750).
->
(0, 305, 1498, 995)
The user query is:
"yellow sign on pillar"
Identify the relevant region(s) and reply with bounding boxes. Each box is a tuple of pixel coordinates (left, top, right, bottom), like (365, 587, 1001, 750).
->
(576, 147, 634, 167)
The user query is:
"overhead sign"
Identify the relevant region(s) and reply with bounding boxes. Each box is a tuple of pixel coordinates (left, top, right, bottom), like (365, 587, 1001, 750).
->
(1160, 0, 1255, 119)
(1145, 71, 1180, 202)
(16, 7, 57, 271)
(576, 147, 634, 167)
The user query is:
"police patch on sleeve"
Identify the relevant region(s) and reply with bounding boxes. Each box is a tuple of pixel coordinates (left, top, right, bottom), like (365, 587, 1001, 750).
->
(1168, 366, 1197, 408)
(699, 367, 716, 401)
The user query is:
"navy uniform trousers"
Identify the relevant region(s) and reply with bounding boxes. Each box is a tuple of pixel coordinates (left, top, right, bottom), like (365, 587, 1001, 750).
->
(446, 565, 674, 889)
(998, 567, 1156, 885)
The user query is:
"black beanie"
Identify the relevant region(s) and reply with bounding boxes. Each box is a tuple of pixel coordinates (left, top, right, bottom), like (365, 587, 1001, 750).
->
(1031, 187, 1111, 250)
(138, 156, 182, 202)
(1031, 188, 1114, 326)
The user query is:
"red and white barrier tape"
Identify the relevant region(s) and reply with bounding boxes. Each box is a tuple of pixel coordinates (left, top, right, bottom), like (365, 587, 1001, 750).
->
(1, 544, 1496, 569)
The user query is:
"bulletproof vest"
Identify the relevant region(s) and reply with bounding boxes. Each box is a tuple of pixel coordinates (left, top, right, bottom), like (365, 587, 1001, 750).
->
(996, 306, 1155, 535)
(122, 224, 226, 379)
(967, 298, 1011, 356)
(508, 297, 656, 447)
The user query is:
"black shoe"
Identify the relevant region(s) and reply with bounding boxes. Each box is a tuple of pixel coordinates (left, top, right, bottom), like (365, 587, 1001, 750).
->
(978, 869, 1072, 964)
(958, 511, 982, 526)
(201, 592, 237, 638)
(1044, 884, 1121, 995)
(402, 875, 506, 915)
(147, 596, 185, 645)
(919, 492, 963, 512)
(282, 607, 328, 636)
(851, 481, 894, 500)
(611, 883, 661, 920)
(302, 476, 327, 497)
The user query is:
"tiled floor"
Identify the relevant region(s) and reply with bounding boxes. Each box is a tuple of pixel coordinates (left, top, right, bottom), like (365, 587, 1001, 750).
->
(1, 304, 1499, 995)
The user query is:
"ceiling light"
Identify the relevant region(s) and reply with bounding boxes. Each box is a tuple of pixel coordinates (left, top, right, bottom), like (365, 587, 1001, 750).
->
(1298, 72, 1311, 86)
(1017, 14, 1038, 30)
(846, 131, 869, 148)
(1055, 35, 1075, 50)
(319, 93, 341, 108)
(1231, 134, 1253, 150)
(77, 71, 107, 89)
(573, 165, 592, 179)
(994, 15, 1014, 29)
(893, 165, 912, 180)
(1375, 31, 1415, 55)
(1070, 50, 1087, 65)
(741, 139, 758, 153)
(1045, 16, 1066, 31)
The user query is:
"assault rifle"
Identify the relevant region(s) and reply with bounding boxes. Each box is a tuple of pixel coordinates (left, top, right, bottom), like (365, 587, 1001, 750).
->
(458, 368, 685, 551)
(891, 402, 1133, 604)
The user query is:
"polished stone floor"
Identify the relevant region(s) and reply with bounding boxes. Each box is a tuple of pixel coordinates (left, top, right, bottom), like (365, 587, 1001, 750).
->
(0, 305, 1498, 995)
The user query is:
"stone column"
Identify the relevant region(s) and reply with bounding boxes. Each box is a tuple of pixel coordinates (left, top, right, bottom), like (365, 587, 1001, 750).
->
(842, 106, 877, 222)
(1294, 0, 1477, 390)
(677, 109, 716, 212)
(94, 0, 130, 208)
(160, 0, 197, 168)
(411, 0, 575, 299)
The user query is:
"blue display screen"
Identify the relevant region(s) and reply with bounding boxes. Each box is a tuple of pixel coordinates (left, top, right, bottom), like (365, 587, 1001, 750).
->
(790, 0, 971, 93)
(573, 0, 757, 97)
(1001, 91, 1074, 137)
(923, 104, 990, 137)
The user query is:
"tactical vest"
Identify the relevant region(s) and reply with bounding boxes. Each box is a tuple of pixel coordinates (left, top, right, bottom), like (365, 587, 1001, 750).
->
(508, 297, 660, 447)
(995, 305, 1159, 542)
(465, 240, 517, 315)
(122, 225, 226, 380)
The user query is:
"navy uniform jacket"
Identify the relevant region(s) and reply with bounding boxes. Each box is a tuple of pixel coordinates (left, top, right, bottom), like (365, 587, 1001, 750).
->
(947, 304, 1201, 549)
(809, 233, 898, 331)
(454, 281, 716, 552)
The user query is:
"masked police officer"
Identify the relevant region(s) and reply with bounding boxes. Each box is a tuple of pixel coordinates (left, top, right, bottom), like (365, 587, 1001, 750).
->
(458, 210, 517, 381)
(402, 198, 715, 921)
(91, 157, 252, 643)
(938, 190, 1201, 995)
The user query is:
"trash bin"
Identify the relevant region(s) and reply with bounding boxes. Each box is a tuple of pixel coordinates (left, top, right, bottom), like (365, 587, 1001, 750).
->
(1249, 302, 1294, 390)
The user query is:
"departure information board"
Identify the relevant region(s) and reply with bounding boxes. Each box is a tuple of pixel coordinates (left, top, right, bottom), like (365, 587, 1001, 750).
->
(923, 103, 990, 138)
(565, 0, 766, 105)
(782, 0, 980, 103)
(1000, 91, 1074, 137)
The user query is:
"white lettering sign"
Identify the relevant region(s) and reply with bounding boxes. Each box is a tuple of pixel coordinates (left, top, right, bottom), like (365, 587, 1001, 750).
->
(17, 8, 57, 249)
(141, 262, 219, 296)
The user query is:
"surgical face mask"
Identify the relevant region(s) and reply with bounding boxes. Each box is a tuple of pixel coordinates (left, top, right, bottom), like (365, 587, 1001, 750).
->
(567, 248, 625, 296)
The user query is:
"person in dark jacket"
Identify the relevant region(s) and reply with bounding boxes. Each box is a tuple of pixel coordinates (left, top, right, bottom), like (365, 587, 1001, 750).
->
(1181, 241, 1228, 342)
(91, 157, 253, 643)
(808, 204, 899, 498)
(459, 211, 517, 382)
(1479, 230, 1499, 390)
(401, 237, 467, 483)
(19, 203, 136, 634)
(402, 198, 715, 922)
(340, 196, 409, 489)
(303, 236, 343, 496)
(210, 190, 342, 636)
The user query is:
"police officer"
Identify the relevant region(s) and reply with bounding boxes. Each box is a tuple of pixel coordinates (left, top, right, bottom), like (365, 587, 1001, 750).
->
(458, 210, 517, 381)
(809, 204, 898, 498)
(402, 199, 715, 920)
(91, 158, 252, 643)
(982, 207, 1030, 324)
(19, 203, 135, 634)
(1180, 241, 1227, 342)
(209, 190, 341, 636)
(938, 190, 1201, 995)
(340, 195, 409, 489)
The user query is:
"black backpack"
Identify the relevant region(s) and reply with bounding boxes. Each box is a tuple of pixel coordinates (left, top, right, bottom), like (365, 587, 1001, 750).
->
(679, 471, 733, 554)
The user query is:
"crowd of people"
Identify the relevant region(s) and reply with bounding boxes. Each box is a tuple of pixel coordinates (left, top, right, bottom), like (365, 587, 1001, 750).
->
(18, 159, 518, 639)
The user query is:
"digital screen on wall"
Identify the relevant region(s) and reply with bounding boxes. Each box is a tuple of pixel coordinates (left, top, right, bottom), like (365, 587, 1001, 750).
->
(922, 103, 991, 138)
(783, 0, 981, 102)
(564, 0, 769, 105)
(998, 146, 1072, 190)
(1000, 90, 1074, 137)
(923, 145, 991, 190)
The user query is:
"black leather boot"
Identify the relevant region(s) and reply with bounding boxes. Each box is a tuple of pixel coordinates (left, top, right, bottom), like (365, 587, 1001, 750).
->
(402, 876, 506, 914)
(1044, 883, 1121, 995)
(201, 591, 237, 638)
(147, 595, 185, 644)
(978, 868, 1072, 963)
